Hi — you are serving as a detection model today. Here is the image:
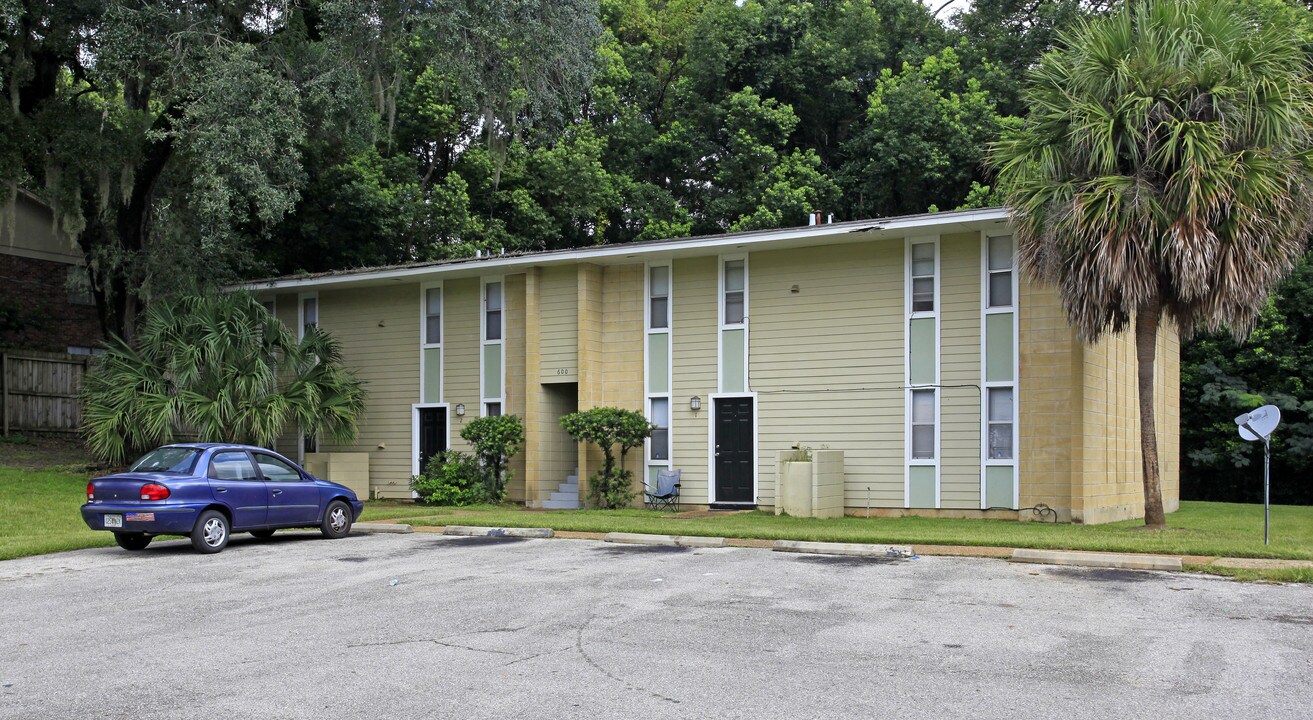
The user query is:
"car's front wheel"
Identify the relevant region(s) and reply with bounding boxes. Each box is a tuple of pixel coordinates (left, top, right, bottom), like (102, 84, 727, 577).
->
(114, 532, 151, 551)
(320, 500, 352, 539)
(191, 510, 230, 554)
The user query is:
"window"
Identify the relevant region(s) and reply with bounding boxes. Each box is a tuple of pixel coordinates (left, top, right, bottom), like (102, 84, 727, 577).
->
(723, 260, 745, 325)
(131, 447, 201, 474)
(302, 433, 318, 456)
(987, 387, 1014, 460)
(485, 282, 502, 341)
(302, 296, 318, 334)
(911, 389, 936, 460)
(649, 266, 669, 330)
(209, 451, 259, 481)
(911, 243, 935, 312)
(987, 236, 1013, 308)
(66, 267, 94, 305)
(254, 452, 303, 482)
(425, 287, 442, 345)
(484, 402, 502, 417)
(649, 398, 670, 461)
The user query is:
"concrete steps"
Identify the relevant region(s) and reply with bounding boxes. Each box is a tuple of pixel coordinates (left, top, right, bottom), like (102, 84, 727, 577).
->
(540, 471, 581, 510)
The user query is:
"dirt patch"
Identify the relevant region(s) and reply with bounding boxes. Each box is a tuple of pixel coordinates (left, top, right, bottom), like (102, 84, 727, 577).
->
(0, 434, 100, 473)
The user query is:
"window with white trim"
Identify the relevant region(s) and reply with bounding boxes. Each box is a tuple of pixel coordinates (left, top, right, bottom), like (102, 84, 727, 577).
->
(484, 282, 502, 341)
(484, 402, 501, 417)
(425, 287, 442, 345)
(987, 387, 1014, 460)
(649, 398, 669, 461)
(649, 265, 669, 330)
(723, 260, 745, 325)
(911, 243, 935, 312)
(987, 235, 1013, 308)
(911, 389, 936, 460)
(301, 296, 318, 335)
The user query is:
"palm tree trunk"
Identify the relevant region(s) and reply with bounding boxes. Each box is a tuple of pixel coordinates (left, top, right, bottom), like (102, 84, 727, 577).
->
(1136, 297, 1167, 527)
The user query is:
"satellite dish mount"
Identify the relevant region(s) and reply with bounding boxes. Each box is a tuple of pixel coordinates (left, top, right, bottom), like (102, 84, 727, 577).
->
(1234, 404, 1281, 545)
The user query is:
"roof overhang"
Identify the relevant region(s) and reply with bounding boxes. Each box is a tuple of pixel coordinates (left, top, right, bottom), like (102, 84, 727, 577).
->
(239, 206, 1011, 293)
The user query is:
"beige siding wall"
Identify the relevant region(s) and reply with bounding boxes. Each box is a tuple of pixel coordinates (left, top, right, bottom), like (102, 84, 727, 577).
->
(749, 240, 905, 507)
(1018, 284, 1079, 518)
(504, 274, 527, 501)
(939, 232, 982, 509)
(315, 283, 418, 499)
(538, 265, 579, 383)
(670, 256, 718, 503)
(444, 278, 481, 455)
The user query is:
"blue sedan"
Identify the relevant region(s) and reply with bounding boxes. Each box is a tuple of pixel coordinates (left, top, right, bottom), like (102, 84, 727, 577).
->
(81, 444, 365, 554)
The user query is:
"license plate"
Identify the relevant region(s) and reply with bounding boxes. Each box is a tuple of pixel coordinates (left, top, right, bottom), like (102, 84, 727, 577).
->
(103, 514, 123, 528)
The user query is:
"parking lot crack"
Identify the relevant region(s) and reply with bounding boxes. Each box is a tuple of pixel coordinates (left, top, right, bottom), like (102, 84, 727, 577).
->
(348, 638, 515, 655)
(575, 609, 680, 704)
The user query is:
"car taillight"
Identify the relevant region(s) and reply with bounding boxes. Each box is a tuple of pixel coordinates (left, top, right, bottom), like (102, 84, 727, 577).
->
(87, 483, 95, 501)
(140, 483, 171, 501)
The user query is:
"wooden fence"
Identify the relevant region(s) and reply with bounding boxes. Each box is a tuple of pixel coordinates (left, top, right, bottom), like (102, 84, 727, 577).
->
(1, 349, 89, 435)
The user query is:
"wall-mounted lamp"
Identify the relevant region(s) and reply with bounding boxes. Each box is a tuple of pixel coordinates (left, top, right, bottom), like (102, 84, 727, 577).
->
(690, 396, 701, 412)
(455, 403, 466, 417)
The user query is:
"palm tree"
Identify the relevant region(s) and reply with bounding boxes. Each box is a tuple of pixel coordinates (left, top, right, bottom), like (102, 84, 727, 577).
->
(83, 292, 367, 464)
(991, 0, 1313, 526)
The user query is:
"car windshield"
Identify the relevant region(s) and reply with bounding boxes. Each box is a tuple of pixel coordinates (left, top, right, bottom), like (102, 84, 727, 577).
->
(129, 447, 202, 474)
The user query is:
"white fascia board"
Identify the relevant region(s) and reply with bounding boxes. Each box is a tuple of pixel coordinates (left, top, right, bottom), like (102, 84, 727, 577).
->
(238, 207, 1011, 293)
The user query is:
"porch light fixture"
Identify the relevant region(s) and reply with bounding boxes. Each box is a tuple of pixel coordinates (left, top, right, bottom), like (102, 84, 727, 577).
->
(689, 396, 701, 412)
(455, 403, 465, 417)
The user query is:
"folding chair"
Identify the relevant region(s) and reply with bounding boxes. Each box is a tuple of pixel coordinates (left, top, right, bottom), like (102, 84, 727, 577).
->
(644, 469, 681, 512)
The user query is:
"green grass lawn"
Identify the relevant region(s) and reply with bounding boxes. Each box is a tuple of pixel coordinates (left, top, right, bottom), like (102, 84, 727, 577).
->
(396, 501, 1313, 562)
(6, 462, 1313, 582)
(0, 465, 114, 561)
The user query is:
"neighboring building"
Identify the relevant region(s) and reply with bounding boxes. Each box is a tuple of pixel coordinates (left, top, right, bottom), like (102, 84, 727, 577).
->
(247, 207, 1180, 524)
(0, 191, 102, 353)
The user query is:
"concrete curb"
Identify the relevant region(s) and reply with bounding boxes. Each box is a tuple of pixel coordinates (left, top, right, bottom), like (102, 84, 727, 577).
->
(353, 523, 413, 534)
(1010, 548, 1182, 572)
(604, 532, 726, 548)
(443, 525, 554, 539)
(772, 540, 914, 558)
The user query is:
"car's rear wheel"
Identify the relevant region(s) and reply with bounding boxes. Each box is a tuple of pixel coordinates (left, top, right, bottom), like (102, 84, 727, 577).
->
(114, 532, 151, 551)
(250, 529, 275, 539)
(320, 500, 352, 539)
(191, 510, 230, 554)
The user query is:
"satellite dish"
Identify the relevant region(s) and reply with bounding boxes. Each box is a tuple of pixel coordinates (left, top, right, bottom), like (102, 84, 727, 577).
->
(1235, 404, 1281, 442)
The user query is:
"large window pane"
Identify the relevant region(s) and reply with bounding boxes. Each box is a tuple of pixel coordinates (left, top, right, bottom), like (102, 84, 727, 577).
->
(651, 398, 669, 426)
(650, 297, 668, 329)
(426, 316, 441, 344)
(911, 243, 935, 277)
(485, 310, 501, 340)
(724, 260, 745, 291)
(650, 266, 669, 296)
(988, 388, 1013, 422)
(302, 297, 318, 331)
(912, 277, 934, 312)
(650, 428, 669, 461)
(484, 402, 501, 417)
(988, 235, 1013, 271)
(912, 425, 935, 459)
(485, 282, 502, 311)
(911, 389, 935, 423)
(989, 272, 1012, 308)
(425, 288, 442, 344)
(989, 424, 1014, 460)
(725, 291, 745, 324)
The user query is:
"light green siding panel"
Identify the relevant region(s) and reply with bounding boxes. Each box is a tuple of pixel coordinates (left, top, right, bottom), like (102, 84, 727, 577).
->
(909, 318, 936, 385)
(986, 313, 1014, 382)
(482, 344, 502, 399)
(722, 328, 746, 392)
(986, 466, 1015, 509)
(647, 333, 669, 394)
(909, 466, 936, 508)
(422, 347, 441, 404)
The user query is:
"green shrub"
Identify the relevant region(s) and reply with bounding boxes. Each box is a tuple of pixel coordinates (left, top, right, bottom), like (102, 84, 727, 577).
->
(560, 407, 652, 509)
(459, 415, 524, 501)
(410, 450, 487, 506)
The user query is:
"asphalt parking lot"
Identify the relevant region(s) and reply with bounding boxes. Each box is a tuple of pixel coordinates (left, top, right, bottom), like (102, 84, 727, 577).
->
(2, 532, 1311, 719)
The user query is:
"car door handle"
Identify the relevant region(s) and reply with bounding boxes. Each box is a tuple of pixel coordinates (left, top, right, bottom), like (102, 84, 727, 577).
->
(214, 487, 227, 493)
(271, 489, 283, 496)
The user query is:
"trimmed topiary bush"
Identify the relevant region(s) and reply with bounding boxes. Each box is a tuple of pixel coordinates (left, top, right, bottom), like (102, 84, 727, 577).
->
(560, 407, 653, 509)
(410, 450, 487, 506)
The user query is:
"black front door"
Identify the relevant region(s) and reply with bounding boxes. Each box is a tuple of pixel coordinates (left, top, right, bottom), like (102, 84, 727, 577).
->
(714, 397, 754, 504)
(418, 407, 448, 474)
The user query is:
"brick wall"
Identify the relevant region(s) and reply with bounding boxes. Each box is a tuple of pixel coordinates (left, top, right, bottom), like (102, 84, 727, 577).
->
(0, 254, 102, 352)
